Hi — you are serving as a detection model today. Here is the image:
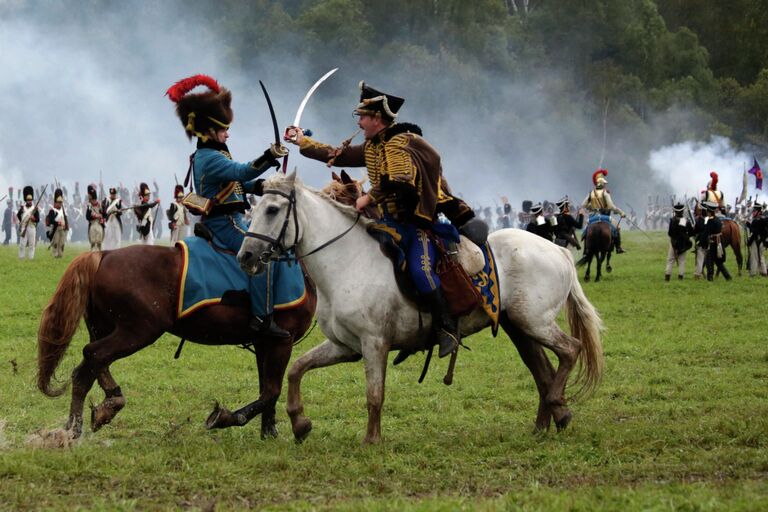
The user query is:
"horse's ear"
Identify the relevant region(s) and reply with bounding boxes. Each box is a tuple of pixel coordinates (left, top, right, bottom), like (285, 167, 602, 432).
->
(331, 171, 341, 182)
(340, 170, 353, 185)
(286, 170, 297, 184)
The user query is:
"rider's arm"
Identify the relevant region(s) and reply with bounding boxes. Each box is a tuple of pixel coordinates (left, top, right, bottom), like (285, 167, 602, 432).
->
(198, 149, 279, 184)
(299, 137, 366, 167)
(604, 192, 625, 217)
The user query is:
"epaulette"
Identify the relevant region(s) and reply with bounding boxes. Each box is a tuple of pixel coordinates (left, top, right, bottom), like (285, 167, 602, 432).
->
(383, 122, 423, 142)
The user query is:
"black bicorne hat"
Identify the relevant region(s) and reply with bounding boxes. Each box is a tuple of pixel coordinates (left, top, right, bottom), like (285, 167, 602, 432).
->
(355, 81, 404, 122)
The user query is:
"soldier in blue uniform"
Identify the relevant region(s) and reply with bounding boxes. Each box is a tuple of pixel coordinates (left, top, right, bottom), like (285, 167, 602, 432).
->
(526, 203, 554, 242)
(697, 201, 731, 281)
(167, 74, 290, 339)
(665, 202, 694, 281)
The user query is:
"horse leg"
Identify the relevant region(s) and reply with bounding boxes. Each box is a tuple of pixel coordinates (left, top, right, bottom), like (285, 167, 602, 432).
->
(205, 338, 293, 437)
(499, 312, 561, 432)
(286, 339, 361, 442)
(606, 249, 612, 273)
(734, 242, 743, 276)
(584, 253, 592, 281)
(528, 323, 582, 431)
(360, 337, 389, 445)
(66, 360, 98, 438)
(90, 367, 127, 432)
(595, 252, 603, 282)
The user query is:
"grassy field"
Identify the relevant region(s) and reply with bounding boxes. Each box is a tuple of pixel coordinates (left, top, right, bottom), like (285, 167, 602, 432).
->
(0, 233, 766, 511)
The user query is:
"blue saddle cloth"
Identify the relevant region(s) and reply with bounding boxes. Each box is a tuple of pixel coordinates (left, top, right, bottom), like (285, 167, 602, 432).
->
(583, 214, 617, 236)
(176, 237, 306, 319)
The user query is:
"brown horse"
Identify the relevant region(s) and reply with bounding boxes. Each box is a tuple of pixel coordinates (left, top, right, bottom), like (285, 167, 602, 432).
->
(720, 219, 743, 276)
(37, 245, 316, 439)
(576, 221, 613, 282)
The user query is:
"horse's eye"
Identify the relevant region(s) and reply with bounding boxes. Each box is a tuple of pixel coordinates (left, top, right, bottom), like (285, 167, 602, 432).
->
(266, 205, 280, 215)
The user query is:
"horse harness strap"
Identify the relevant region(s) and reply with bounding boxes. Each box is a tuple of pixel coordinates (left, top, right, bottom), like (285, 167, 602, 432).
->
(244, 188, 361, 263)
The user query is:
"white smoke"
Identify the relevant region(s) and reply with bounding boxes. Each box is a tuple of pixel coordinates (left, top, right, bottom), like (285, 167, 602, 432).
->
(648, 136, 759, 205)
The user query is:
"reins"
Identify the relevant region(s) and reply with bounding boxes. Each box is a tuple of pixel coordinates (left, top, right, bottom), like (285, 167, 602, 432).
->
(244, 187, 361, 264)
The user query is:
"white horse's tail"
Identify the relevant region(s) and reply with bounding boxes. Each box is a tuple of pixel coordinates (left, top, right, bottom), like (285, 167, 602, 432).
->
(565, 267, 605, 399)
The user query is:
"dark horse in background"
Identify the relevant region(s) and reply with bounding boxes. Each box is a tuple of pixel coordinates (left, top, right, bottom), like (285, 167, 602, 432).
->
(692, 204, 744, 276)
(37, 246, 316, 439)
(576, 221, 613, 282)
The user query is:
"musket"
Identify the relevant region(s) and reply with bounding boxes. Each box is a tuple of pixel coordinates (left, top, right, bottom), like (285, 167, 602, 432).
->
(0, 194, 6, 203)
(19, 184, 48, 238)
(623, 214, 652, 240)
(285, 68, 339, 171)
(117, 199, 160, 212)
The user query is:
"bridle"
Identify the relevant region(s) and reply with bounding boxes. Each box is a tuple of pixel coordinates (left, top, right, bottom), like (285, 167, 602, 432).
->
(244, 187, 360, 266)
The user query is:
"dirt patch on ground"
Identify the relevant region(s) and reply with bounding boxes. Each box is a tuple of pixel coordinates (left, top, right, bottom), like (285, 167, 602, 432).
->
(25, 428, 75, 449)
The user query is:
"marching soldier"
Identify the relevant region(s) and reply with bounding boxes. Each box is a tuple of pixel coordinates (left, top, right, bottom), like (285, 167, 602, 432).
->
(665, 202, 694, 281)
(3, 194, 13, 245)
(102, 187, 123, 250)
(697, 201, 731, 281)
(285, 81, 476, 359)
(133, 183, 158, 245)
(85, 184, 105, 251)
(746, 202, 767, 277)
(166, 73, 294, 339)
(526, 203, 554, 242)
(17, 186, 40, 260)
(581, 169, 627, 253)
(553, 196, 584, 249)
(46, 188, 69, 258)
(167, 184, 189, 244)
(701, 171, 725, 213)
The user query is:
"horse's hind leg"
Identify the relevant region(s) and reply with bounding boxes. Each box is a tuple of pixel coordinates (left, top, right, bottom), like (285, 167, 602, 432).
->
(360, 337, 388, 444)
(595, 253, 604, 282)
(66, 360, 98, 438)
(584, 254, 592, 281)
(286, 339, 361, 442)
(606, 250, 612, 273)
(90, 367, 126, 432)
(528, 323, 582, 431)
(499, 313, 563, 432)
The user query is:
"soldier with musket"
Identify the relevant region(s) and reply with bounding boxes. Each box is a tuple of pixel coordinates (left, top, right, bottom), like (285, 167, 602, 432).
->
(102, 187, 123, 250)
(167, 184, 190, 244)
(133, 183, 158, 245)
(526, 202, 554, 242)
(285, 81, 476, 359)
(695, 201, 731, 281)
(46, 188, 69, 258)
(746, 202, 767, 277)
(665, 202, 694, 281)
(581, 169, 626, 253)
(17, 186, 40, 260)
(85, 184, 105, 251)
(553, 196, 584, 249)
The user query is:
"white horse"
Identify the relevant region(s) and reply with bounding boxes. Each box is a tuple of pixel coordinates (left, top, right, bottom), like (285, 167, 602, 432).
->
(238, 173, 604, 444)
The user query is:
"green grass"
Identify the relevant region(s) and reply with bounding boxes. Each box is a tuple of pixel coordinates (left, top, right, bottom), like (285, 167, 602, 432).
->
(1, 234, 767, 511)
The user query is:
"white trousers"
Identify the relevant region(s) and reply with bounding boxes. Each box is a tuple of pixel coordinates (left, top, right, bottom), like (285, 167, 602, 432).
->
(18, 226, 36, 259)
(748, 242, 767, 276)
(694, 246, 706, 277)
(665, 245, 686, 276)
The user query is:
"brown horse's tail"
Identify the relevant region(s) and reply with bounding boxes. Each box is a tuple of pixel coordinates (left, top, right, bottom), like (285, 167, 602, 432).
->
(37, 251, 103, 397)
(565, 265, 605, 399)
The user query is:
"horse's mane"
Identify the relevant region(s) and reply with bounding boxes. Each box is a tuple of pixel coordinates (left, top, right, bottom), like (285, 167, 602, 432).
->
(261, 173, 375, 227)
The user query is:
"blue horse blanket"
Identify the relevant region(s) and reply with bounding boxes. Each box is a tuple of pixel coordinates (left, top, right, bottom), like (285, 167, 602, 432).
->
(176, 237, 306, 319)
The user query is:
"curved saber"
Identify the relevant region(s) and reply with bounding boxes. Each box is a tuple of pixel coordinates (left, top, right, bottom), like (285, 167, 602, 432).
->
(293, 68, 338, 127)
(259, 80, 280, 146)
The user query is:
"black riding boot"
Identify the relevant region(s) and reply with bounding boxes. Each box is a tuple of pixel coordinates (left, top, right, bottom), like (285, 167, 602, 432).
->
(425, 289, 459, 358)
(615, 230, 626, 254)
(250, 314, 291, 340)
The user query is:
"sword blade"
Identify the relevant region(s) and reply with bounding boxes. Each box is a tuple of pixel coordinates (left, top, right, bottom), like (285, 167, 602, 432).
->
(259, 80, 280, 145)
(293, 68, 338, 127)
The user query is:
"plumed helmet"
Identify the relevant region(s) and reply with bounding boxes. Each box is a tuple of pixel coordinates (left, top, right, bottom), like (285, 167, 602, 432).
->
(166, 74, 233, 140)
(23, 185, 33, 201)
(87, 184, 98, 201)
(592, 169, 608, 187)
(54, 188, 64, 203)
(707, 171, 718, 190)
(354, 81, 404, 122)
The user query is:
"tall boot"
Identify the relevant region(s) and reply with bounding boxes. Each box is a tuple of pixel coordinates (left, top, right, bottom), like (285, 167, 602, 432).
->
(614, 230, 626, 254)
(250, 314, 291, 340)
(425, 289, 459, 358)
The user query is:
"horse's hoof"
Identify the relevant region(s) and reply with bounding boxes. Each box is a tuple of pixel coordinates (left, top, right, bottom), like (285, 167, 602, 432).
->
(205, 402, 238, 430)
(362, 435, 381, 445)
(261, 423, 279, 440)
(555, 410, 573, 432)
(292, 417, 313, 442)
(606, 266, 612, 273)
(584, 275, 590, 282)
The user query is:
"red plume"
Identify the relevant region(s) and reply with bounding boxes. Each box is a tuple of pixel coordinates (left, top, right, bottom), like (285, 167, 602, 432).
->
(592, 169, 608, 185)
(165, 74, 221, 103)
(709, 171, 718, 188)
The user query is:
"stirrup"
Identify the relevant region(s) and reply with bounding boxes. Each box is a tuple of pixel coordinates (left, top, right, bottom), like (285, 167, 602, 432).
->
(437, 329, 459, 358)
(249, 316, 291, 339)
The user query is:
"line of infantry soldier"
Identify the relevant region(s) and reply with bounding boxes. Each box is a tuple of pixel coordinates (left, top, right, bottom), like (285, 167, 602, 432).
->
(3, 181, 191, 259)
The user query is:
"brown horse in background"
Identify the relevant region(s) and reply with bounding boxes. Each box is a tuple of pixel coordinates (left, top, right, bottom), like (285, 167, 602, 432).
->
(576, 221, 613, 282)
(720, 219, 743, 276)
(37, 245, 316, 439)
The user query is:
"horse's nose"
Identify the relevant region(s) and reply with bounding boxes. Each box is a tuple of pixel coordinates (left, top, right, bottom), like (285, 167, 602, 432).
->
(239, 251, 253, 264)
